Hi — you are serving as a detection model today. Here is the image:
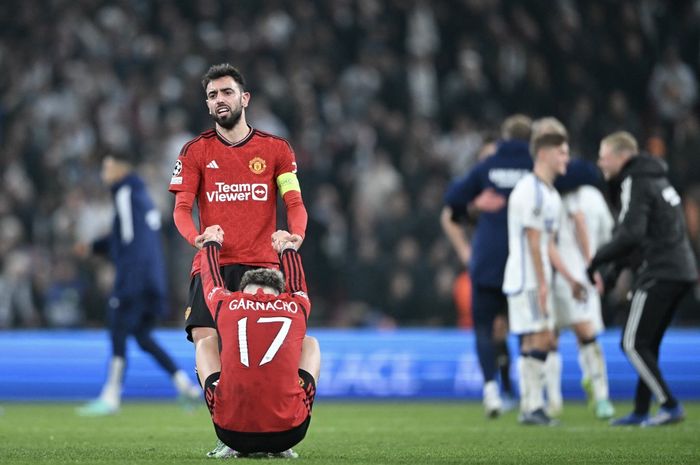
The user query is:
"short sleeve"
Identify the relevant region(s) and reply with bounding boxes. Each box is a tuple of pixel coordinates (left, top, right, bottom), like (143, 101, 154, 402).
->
(275, 139, 301, 196)
(274, 139, 298, 178)
(562, 189, 581, 215)
(169, 143, 201, 194)
(515, 179, 545, 230)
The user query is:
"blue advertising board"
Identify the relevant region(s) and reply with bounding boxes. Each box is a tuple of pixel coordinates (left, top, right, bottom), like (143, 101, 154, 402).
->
(0, 329, 698, 400)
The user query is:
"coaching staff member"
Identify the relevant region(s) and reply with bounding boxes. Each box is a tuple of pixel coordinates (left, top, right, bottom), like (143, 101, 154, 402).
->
(588, 131, 697, 426)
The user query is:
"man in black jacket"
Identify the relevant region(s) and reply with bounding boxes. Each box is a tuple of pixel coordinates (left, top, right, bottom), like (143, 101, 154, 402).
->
(588, 131, 698, 427)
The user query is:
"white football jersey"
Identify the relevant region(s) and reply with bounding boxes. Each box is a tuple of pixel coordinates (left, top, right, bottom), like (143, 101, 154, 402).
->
(553, 185, 613, 287)
(503, 173, 562, 295)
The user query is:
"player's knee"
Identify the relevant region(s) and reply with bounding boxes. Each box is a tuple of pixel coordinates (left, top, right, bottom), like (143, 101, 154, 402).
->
(621, 337, 643, 354)
(134, 334, 156, 352)
(303, 336, 320, 355)
(192, 326, 218, 345)
(301, 336, 321, 381)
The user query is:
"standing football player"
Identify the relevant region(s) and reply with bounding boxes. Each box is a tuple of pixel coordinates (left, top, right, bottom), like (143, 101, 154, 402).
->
(168, 64, 308, 455)
(77, 151, 200, 416)
(503, 132, 585, 425)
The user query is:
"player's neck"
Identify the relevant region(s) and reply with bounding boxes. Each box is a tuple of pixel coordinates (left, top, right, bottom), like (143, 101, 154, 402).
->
(533, 165, 555, 186)
(216, 119, 251, 145)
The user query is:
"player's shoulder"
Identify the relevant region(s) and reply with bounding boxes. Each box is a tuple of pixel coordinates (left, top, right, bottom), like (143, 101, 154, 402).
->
(179, 129, 217, 157)
(252, 128, 294, 151)
(511, 173, 536, 194)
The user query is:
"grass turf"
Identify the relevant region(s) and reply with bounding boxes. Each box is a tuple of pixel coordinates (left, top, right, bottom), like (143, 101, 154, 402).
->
(0, 401, 698, 464)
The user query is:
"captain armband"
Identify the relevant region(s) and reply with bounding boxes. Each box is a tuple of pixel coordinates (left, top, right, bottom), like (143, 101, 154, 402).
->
(277, 172, 301, 196)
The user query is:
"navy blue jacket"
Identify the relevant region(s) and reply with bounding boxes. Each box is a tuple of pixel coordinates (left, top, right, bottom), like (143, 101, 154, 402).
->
(96, 174, 168, 308)
(444, 140, 533, 288)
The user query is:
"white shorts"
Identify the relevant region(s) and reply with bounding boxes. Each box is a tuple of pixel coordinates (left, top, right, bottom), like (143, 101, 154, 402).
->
(552, 283, 604, 333)
(507, 289, 554, 335)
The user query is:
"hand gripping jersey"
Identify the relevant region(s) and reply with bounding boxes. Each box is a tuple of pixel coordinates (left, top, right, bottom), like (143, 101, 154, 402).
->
(169, 128, 307, 275)
(200, 242, 311, 433)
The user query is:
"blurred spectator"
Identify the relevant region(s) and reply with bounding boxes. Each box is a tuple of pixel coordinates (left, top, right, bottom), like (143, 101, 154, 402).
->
(1, 0, 699, 327)
(649, 46, 698, 125)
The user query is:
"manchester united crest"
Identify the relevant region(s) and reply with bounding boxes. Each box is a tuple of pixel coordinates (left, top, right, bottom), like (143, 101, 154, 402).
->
(249, 156, 266, 174)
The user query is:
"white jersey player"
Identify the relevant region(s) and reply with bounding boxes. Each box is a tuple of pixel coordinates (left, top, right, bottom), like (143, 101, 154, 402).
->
(503, 131, 583, 426)
(551, 164, 616, 420)
(553, 184, 613, 332)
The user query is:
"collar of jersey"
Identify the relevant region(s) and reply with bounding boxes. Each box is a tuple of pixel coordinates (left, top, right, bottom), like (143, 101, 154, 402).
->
(216, 126, 254, 147)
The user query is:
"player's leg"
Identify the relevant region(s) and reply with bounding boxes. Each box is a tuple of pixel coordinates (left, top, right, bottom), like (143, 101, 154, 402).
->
(571, 320, 614, 419)
(185, 273, 221, 388)
(299, 336, 321, 383)
(472, 286, 502, 417)
(520, 329, 556, 425)
(493, 313, 514, 402)
(614, 282, 688, 425)
(299, 336, 320, 424)
(77, 298, 128, 416)
(508, 290, 556, 425)
(544, 331, 562, 417)
(640, 281, 691, 426)
(132, 297, 200, 402)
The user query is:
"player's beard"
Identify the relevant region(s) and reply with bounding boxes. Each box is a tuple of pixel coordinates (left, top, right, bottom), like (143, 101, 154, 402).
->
(212, 105, 243, 130)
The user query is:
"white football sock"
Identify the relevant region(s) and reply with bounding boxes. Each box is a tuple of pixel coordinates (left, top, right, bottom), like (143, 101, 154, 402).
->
(580, 341, 609, 401)
(544, 351, 562, 409)
(173, 370, 200, 396)
(99, 356, 125, 408)
(517, 356, 528, 413)
(522, 356, 546, 412)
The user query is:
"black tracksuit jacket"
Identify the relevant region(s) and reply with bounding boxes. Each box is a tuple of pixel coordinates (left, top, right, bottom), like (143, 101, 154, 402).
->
(590, 154, 697, 288)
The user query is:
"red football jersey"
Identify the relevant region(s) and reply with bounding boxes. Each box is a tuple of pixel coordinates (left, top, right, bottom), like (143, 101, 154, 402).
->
(200, 242, 311, 433)
(169, 128, 301, 274)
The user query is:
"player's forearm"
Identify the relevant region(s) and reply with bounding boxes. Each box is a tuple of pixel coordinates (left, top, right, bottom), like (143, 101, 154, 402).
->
(200, 242, 226, 313)
(173, 192, 200, 246)
(572, 212, 592, 262)
(549, 240, 576, 285)
(283, 190, 308, 239)
(280, 248, 307, 294)
(526, 228, 547, 287)
(440, 207, 471, 264)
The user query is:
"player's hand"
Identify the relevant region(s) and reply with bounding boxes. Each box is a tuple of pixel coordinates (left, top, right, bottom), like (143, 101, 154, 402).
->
(271, 230, 294, 253)
(197, 225, 224, 247)
(586, 264, 597, 284)
(537, 283, 549, 317)
(570, 280, 588, 302)
(288, 234, 304, 250)
(593, 271, 604, 295)
(472, 188, 506, 213)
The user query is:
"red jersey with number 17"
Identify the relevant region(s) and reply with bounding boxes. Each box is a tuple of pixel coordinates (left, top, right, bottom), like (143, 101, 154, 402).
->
(200, 242, 311, 433)
(169, 128, 300, 275)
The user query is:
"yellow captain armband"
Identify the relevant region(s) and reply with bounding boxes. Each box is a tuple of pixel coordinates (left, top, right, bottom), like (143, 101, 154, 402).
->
(276, 172, 301, 196)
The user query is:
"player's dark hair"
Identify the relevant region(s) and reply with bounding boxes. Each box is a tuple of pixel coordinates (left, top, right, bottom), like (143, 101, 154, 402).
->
(531, 132, 568, 157)
(202, 63, 246, 92)
(501, 114, 532, 142)
(240, 268, 285, 294)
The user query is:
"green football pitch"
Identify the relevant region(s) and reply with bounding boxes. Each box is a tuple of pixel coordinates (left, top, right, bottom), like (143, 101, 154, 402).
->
(1, 402, 698, 464)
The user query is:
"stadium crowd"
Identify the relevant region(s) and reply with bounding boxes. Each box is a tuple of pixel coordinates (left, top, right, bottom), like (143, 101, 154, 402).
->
(0, 0, 699, 328)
